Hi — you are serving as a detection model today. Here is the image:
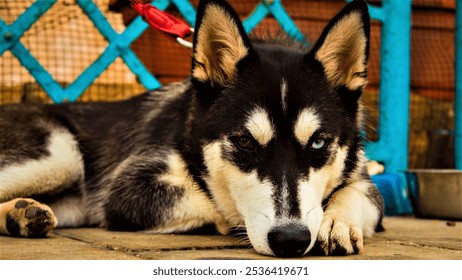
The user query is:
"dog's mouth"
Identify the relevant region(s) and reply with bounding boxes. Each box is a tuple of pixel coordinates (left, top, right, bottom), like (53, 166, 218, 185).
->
(245, 227, 315, 258)
(242, 218, 319, 258)
(230, 224, 312, 258)
(239, 204, 323, 258)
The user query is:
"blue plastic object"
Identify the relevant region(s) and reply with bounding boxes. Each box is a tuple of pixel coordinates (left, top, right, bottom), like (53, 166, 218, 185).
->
(372, 173, 413, 216)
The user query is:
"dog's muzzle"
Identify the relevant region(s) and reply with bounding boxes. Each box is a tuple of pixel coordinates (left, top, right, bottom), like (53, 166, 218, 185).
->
(267, 224, 311, 258)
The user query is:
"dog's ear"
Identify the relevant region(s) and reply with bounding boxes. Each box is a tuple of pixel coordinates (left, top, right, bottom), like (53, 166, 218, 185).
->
(192, 0, 253, 87)
(309, 0, 370, 91)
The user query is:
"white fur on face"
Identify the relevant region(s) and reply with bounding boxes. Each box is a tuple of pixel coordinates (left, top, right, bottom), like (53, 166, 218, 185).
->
(297, 142, 348, 254)
(202, 140, 275, 255)
(245, 107, 275, 146)
(202, 136, 348, 256)
(293, 108, 321, 147)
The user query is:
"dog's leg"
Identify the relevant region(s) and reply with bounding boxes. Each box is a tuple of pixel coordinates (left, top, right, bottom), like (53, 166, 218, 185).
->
(317, 180, 383, 255)
(1, 108, 85, 232)
(0, 198, 58, 237)
(100, 152, 228, 234)
(0, 128, 84, 203)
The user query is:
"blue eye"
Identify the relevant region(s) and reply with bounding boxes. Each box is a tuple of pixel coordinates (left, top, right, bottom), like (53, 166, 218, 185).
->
(311, 139, 325, 149)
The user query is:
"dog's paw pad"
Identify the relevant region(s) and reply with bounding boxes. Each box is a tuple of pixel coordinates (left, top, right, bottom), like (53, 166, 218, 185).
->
(5, 199, 57, 237)
(317, 216, 363, 256)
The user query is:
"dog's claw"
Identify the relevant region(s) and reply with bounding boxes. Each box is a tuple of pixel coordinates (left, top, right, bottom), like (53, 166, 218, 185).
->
(317, 215, 363, 256)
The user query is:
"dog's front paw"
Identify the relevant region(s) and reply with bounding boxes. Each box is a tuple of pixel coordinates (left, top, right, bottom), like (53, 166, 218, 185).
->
(316, 215, 363, 256)
(3, 198, 57, 237)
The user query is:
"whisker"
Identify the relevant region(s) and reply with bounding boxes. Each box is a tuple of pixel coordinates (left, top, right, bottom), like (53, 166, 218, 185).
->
(305, 204, 320, 219)
(226, 226, 251, 247)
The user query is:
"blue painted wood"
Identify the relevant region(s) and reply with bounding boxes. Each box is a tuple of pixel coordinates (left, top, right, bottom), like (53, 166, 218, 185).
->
(242, 0, 306, 44)
(0, 0, 66, 103)
(0, 0, 56, 55)
(10, 42, 65, 102)
(267, 0, 306, 44)
(364, 0, 412, 174)
(456, 0, 462, 169)
(66, 45, 121, 102)
(170, 0, 197, 26)
(243, 3, 269, 34)
(77, 0, 161, 99)
(367, 4, 385, 21)
(0, 0, 162, 103)
(78, 0, 119, 41)
(346, 0, 384, 21)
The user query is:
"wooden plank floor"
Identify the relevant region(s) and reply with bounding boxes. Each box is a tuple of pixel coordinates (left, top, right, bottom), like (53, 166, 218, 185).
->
(1, 217, 461, 260)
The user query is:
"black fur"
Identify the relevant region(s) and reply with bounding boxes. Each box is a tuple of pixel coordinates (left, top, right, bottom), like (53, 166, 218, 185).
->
(0, 105, 52, 168)
(0, 0, 383, 257)
(104, 159, 184, 231)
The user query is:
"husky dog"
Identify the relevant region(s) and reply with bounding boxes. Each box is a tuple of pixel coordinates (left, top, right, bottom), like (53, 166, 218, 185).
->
(0, 0, 383, 257)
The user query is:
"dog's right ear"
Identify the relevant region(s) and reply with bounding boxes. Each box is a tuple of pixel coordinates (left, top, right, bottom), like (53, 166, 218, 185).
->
(191, 0, 253, 87)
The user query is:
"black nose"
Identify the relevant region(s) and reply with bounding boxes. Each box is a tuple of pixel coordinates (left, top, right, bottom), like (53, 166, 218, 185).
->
(268, 226, 311, 258)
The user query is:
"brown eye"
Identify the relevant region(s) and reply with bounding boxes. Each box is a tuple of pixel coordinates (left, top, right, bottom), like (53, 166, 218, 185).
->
(235, 136, 254, 150)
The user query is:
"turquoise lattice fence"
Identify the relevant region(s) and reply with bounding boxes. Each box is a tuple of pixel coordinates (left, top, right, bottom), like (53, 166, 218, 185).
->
(1, 0, 160, 103)
(0, 0, 307, 104)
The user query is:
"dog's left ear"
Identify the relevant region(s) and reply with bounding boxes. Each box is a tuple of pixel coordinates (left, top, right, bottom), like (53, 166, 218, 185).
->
(309, 0, 370, 91)
(192, 0, 253, 87)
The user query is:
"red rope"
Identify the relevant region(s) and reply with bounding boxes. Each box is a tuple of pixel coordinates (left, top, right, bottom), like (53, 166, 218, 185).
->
(130, 0, 192, 40)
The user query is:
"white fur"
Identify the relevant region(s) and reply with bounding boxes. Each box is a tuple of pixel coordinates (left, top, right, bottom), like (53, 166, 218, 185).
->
(321, 144, 349, 199)
(297, 179, 325, 253)
(202, 137, 352, 256)
(297, 141, 348, 254)
(245, 107, 275, 146)
(0, 129, 83, 202)
(318, 179, 380, 254)
(202, 141, 244, 227)
(202, 140, 276, 255)
(230, 172, 275, 256)
(316, 146, 379, 254)
(293, 108, 321, 146)
(50, 196, 86, 227)
(280, 78, 288, 113)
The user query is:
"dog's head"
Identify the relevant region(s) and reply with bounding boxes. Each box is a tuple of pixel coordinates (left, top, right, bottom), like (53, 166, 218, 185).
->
(190, 0, 370, 257)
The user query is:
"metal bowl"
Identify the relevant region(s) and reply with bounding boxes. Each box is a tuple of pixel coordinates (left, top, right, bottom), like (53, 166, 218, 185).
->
(406, 169, 462, 220)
